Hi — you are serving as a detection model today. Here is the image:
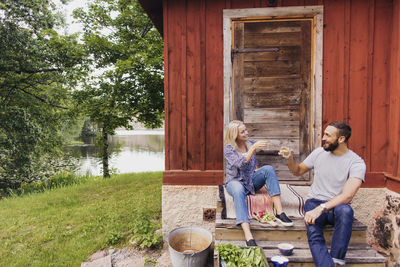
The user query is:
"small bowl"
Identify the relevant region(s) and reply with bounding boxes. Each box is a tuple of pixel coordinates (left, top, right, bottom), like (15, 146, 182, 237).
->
(270, 255, 289, 267)
(278, 243, 294, 256)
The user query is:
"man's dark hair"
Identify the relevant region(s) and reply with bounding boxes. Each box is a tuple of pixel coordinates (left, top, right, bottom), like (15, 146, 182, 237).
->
(329, 121, 351, 142)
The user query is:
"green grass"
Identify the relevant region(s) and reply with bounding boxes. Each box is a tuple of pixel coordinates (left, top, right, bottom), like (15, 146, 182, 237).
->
(0, 172, 162, 267)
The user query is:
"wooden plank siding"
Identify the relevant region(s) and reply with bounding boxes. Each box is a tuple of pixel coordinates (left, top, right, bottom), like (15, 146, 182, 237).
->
(370, 0, 391, 177)
(386, 0, 400, 191)
(205, 0, 225, 171)
(164, 0, 226, 184)
(347, 0, 370, 166)
(164, 0, 186, 171)
(162, 0, 399, 191)
(186, 0, 205, 170)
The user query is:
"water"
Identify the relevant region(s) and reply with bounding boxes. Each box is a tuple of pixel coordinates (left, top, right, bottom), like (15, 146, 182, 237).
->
(67, 129, 165, 176)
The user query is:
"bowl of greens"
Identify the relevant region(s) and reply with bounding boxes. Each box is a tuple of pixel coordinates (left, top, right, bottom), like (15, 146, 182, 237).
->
(215, 243, 268, 267)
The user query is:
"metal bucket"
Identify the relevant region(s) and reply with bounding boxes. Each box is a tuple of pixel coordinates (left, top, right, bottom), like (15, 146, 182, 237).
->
(168, 226, 212, 267)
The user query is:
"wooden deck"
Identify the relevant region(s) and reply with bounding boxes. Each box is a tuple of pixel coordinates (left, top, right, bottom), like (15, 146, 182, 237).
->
(214, 207, 387, 266)
(215, 240, 386, 267)
(216, 216, 367, 244)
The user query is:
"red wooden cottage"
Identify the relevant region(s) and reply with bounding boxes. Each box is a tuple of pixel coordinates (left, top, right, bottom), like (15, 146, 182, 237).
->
(139, 0, 400, 263)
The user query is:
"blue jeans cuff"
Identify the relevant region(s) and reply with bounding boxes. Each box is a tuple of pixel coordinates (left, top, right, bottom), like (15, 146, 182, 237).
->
(236, 219, 249, 225)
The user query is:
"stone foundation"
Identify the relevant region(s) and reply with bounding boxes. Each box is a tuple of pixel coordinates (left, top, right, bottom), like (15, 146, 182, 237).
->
(371, 191, 400, 265)
(353, 188, 400, 265)
(352, 188, 387, 241)
(162, 185, 218, 240)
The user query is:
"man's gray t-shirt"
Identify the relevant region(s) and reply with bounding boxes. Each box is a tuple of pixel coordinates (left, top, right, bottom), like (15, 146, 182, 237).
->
(303, 147, 366, 201)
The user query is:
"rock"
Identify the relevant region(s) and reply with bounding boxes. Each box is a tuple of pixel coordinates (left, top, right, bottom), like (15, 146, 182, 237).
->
(82, 242, 173, 267)
(89, 250, 107, 261)
(156, 243, 172, 267)
(372, 193, 400, 264)
(111, 251, 127, 265)
(114, 255, 145, 267)
(81, 255, 111, 267)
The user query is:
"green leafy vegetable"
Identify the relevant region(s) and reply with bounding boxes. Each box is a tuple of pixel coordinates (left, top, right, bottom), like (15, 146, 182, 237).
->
(215, 243, 267, 267)
(260, 211, 275, 222)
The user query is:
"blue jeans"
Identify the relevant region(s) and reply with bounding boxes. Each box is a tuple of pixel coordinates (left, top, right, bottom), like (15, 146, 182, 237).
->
(305, 198, 354, 267)
(225, 165, 281, 225)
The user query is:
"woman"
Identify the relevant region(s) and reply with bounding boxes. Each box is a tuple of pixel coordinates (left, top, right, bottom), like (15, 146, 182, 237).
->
(224, 120, 293, 246)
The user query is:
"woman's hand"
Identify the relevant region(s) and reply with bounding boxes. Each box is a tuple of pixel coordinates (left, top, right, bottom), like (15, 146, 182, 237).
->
(244, 140, 268, 162)
(253, 140, 268, 151)
(278, 147, 293, 159)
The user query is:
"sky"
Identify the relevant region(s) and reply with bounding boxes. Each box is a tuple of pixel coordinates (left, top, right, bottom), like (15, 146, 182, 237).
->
(56, 0, 86, 35)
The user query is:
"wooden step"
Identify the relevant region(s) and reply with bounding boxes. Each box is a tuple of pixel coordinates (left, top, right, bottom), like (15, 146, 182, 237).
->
(215, 240, 386, 267)
(216, 216, 367, 244)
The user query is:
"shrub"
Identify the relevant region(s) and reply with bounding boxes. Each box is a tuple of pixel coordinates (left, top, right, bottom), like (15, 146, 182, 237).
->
(106, 231, 124, 246)
(7, 171, 91, 196)
(129, 213, 163, 249)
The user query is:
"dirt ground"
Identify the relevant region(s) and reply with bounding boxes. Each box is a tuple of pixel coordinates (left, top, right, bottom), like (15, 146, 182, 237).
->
(82, 242, 219, 267)
(82, 242, 172, 267)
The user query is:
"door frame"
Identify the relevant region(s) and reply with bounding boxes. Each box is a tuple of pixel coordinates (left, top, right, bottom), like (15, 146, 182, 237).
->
(223, 6, 323, 178)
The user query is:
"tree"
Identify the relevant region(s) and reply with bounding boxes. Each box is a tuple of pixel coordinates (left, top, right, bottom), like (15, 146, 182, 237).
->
(0, 0, 86, 191)
(73, 0, 164, 178)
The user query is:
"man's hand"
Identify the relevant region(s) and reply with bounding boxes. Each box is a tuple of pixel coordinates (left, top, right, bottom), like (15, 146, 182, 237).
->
(278, 147, 293, 159)
(304, 206, 324, 225)
(278, 147, 310, 176)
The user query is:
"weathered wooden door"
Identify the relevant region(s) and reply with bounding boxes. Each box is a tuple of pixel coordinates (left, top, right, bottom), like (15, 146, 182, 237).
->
(231, 18, 312, 183)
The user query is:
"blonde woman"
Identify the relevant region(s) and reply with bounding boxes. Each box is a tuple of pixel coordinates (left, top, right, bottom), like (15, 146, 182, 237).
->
(224, 120, 293, 246)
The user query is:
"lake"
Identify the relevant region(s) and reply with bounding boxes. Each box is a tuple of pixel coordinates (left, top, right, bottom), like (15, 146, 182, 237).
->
(67, 129, 165, 176)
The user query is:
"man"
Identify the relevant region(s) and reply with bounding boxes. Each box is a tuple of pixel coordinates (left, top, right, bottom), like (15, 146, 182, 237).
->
(279, 122, 366, 267)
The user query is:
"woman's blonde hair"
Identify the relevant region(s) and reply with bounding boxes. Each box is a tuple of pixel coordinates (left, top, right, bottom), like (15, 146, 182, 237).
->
(224, 120, 250, 152)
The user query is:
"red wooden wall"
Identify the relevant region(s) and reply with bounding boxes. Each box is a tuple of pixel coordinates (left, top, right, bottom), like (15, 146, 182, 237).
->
(162, 0, 400, 192)
(387, 0, 400, 192)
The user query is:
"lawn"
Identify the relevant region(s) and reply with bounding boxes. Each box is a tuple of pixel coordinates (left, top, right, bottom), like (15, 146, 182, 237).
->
(0, 172, 162, 267)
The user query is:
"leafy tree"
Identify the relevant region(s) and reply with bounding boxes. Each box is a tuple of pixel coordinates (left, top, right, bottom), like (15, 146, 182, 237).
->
(73, 0, 164, 178)
(0, 0, 86, 191)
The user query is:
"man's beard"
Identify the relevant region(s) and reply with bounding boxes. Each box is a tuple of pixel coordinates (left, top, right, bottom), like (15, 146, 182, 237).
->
(323, 139, 339, 152)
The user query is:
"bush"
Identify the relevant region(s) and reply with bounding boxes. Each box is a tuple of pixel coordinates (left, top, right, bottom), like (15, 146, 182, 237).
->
(7, 171, 91, 196)
(129, 213, 163, 249)
(0, 107, 81, 192)
(106, 231, 124, 246)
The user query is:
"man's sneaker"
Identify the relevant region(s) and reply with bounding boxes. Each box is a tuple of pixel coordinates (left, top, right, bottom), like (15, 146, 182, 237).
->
(275, 212, 293, 226)
(246, 239, 258, 246)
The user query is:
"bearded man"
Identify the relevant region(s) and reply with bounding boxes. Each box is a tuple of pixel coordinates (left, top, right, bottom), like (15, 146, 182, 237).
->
(279, 121, 366, 267)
